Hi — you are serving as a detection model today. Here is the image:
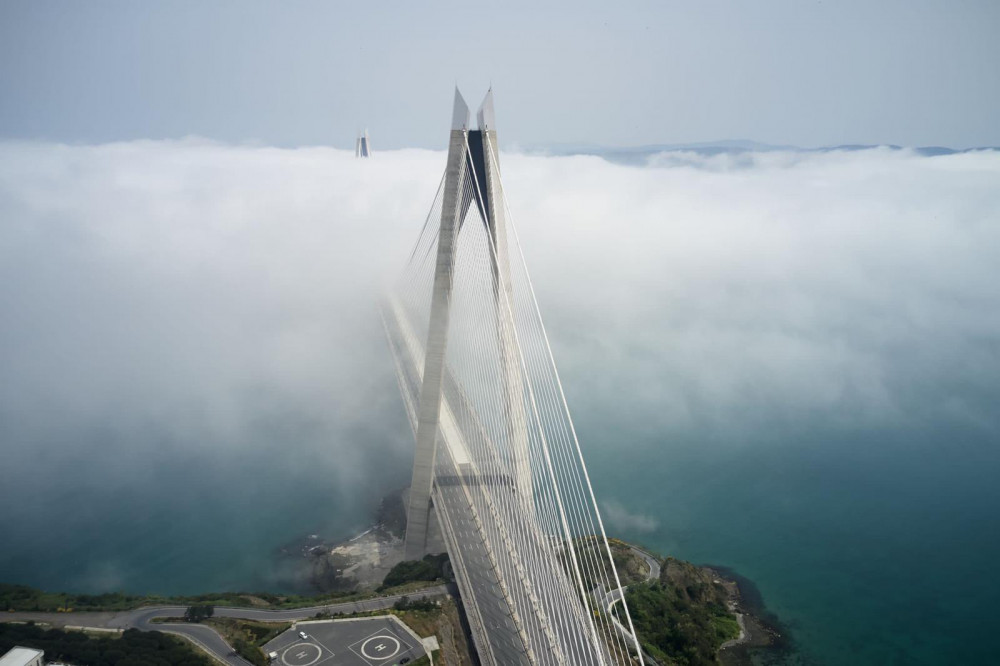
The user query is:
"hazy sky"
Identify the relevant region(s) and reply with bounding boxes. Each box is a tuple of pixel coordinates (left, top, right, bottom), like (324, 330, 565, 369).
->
(1, 0, 998, 149)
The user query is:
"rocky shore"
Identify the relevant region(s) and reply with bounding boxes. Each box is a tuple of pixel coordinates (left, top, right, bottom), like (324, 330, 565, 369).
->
(709, 565, 790, 666)
(276, 490, 409, 594)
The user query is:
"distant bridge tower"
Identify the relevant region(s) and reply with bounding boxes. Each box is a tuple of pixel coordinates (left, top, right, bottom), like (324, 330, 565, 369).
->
(356, 129, 372, 158)
(403, 89, 532, 561)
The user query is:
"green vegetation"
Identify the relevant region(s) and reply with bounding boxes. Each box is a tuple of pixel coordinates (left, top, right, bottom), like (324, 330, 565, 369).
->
(183, 604, 214, 622)
(392, 597, 472, 666)
(562, 536, 654, 589)
(608, 538, 657, 586)
(710, 613, 741, 643)
(394, 595, 438, 611)
(624, 558, 740, 666)
(379, 554, 449, 591)
(0, 580, 443, 613)
(0, 622, 213, 666)
(0, 583, 290, 612)
(0, 584, 148, 612)
(203, 618, 290, 666)
(233, 637, 266, 666)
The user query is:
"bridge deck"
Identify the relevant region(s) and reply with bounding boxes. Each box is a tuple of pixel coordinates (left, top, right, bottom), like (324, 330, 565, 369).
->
(383, 297, 612, 666)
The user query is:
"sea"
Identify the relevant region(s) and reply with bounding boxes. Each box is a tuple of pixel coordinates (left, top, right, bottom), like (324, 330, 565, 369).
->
(583, 422, 1000, 665)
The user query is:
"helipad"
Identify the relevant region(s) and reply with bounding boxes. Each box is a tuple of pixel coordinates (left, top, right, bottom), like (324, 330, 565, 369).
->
(282, 642, 323, 666)
(262, 616, 425, 666)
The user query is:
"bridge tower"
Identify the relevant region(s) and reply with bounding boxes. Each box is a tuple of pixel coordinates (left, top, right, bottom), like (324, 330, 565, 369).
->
(355, 129, 371, 158)
(404, 89, 532, 560)
(385, 88, 645, 665)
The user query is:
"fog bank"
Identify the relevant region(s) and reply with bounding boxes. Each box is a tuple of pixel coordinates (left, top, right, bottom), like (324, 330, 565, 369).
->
(1, 140, 997, 592)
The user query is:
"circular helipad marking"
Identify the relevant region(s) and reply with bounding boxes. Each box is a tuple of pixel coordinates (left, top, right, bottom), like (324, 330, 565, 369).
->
(360, 635, 401, 660)
(282, 642, 322, 666)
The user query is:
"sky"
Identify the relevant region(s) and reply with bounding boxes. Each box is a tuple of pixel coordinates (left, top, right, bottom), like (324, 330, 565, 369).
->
(1, 0, 999, 150)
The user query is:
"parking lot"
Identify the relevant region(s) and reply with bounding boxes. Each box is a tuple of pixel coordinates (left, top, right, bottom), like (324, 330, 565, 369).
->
(262, 616, 425, 666)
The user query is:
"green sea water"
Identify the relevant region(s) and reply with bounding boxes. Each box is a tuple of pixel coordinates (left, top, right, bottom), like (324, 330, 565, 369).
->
(0, 418, 415, 596)
(582, 422, 999, 665)
(2, 412, 995, 665)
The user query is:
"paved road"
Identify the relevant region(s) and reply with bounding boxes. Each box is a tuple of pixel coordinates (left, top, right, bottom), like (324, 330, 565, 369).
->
(597, 545, 663, 665)
(3, 585, 453, 666)
(596, 544, 661, 613)
(110, 584, 453, 627)
(629, 545, 661, 582)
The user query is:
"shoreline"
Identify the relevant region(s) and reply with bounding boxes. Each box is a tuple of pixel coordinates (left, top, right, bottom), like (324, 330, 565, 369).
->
(3, 489, 796, 666)
(275, 491, 410, 595)
(287, 526, 793, 664)
(706, 564, 792, 665)
(719, 611, 748, 650)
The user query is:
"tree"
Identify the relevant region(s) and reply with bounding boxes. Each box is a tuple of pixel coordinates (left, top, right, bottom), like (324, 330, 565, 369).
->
(379, 553, 449, 590)
(184, 604, 214, 622)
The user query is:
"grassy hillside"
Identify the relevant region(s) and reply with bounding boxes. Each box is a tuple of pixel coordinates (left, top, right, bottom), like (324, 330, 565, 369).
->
(625, 557, 740, 665)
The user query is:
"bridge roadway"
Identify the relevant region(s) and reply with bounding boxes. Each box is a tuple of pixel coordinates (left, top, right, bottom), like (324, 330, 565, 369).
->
(434, 447, 533, 665)
(385, 296, 609, 666)
(2, 585, 452, 666)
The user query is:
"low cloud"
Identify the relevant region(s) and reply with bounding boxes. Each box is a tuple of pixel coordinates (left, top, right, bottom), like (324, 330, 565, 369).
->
(602, 500, 659, 533)
(0, 140, 997, 589)
(0, 140, 438, 469)
(500, 147, 1000, 445)
(2, 140, 997, 465)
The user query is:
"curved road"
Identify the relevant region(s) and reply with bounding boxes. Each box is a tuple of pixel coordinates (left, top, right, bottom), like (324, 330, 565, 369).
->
(598, 544, 661, 609)
(629, 545, 661, 583)
(4, 585, 453, 666)
(597, 545, 662, 665)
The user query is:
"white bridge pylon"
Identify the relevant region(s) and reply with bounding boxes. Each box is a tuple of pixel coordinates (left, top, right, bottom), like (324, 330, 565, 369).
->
(381, 89, 644, 666)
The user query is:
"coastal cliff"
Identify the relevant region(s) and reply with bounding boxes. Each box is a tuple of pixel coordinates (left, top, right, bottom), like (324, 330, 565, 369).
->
(607, 544, 784, 666)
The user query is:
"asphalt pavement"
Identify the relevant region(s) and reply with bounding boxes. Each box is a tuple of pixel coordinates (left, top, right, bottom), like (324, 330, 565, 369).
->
(2, 585, 453, 666)
(264, 616, 424, 666)
(629, 546, 662, 582)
